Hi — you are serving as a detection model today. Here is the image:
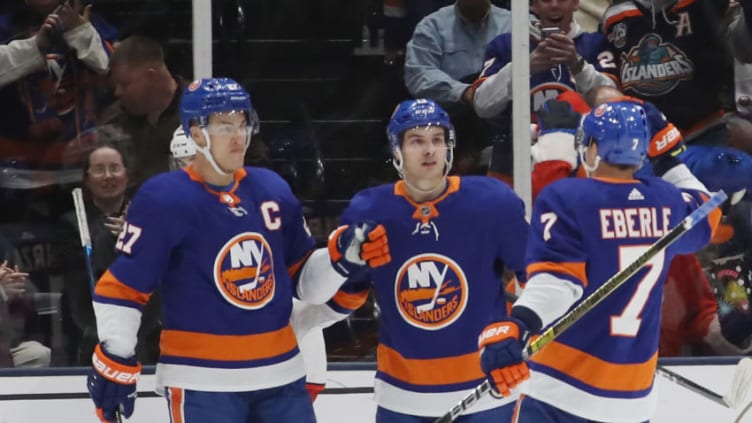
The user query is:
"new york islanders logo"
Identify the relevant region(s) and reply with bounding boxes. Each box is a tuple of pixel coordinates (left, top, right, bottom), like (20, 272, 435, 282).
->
(213, 232, 275, 310)
(620, 33, 694, 96)
(394, 254, 468, 330)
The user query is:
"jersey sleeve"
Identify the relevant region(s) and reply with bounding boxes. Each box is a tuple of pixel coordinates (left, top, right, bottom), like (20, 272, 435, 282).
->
(582, 32, 618, 75)
(526, 185, 588, 288)
(667, 188, 721, 256)
(495, 184, 531, 282)
(94, 181, 185, 310)
(282, 188, 317, 281)
(478, 34, 511, 79)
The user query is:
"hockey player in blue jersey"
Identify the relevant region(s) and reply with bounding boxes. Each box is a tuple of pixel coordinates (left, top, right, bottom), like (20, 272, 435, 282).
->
(85, 78, 391, 423)
(477, 100, 721, 423)
(302, 99, 530, 422)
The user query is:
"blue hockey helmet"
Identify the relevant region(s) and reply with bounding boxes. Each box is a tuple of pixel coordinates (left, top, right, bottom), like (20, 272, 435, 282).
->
(386, 99, 455, 149)
(576, 100, 649, 166)
(180, 78, 259, 135)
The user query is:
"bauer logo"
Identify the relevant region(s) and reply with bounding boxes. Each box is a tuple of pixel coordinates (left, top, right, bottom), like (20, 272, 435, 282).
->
(213, 232, 275, 310)
(394, 254, 468, 330)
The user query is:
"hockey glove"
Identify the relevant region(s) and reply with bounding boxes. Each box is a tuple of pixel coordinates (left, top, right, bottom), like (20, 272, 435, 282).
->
(87, 344, 141, 423)
(536, 99, 581, 134)
(328, 221, 391, 277)
(531, 99, 580, 168)
(643, 100, 685, 160)
(478, 317, 530, 397)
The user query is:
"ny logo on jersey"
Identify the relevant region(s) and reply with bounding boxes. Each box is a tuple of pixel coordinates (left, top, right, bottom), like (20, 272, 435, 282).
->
(214, 233, 276, 310)
(394, 254, 468, 330)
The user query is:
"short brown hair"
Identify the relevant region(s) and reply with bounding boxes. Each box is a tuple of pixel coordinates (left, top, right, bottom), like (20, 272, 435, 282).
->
(109, 36, 165, 69)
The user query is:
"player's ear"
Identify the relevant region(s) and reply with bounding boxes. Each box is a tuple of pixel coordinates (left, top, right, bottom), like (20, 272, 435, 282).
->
(190, 125, 206, 148)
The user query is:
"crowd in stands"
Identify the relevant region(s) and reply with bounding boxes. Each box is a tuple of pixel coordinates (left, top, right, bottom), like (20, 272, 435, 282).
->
(1, 0, 752, 369)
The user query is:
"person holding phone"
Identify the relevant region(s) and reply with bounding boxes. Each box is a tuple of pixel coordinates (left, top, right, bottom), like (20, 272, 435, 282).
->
(469, 0, 616, 184)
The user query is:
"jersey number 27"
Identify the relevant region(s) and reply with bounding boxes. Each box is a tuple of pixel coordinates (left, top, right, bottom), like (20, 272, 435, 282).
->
(115, 223, 143, 254)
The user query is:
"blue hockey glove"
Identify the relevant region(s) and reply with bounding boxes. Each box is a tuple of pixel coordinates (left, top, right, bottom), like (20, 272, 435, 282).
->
(478, 317, 530, 397)
(328, 221, 391, 277)
(537, 99, 581, 134)
(532, 99, 580, 167)
(87, 344, 141, 422)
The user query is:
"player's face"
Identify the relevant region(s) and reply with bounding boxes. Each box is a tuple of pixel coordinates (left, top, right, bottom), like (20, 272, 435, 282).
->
(204, 111, 250, 172)
(532, 0, 579, 30)
(398, 126, 448, 185)
(110, 63, 154, 116)
(85, 147, 128, 202)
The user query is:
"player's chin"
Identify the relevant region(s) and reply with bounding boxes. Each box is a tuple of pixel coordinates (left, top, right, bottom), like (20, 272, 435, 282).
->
(219, 156, 245, 172)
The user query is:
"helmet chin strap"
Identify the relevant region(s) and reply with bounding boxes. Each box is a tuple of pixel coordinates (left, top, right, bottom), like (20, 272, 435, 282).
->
(393, 146, 454, 195)
(578, 146, 600, 177)
(193, 128, 250, 177)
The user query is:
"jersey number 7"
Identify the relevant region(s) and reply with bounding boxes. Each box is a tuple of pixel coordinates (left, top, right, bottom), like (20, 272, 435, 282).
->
(610, 245, 666, 337)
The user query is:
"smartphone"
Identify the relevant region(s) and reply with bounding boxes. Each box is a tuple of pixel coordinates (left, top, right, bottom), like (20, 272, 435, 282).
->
(541, 27, 560, 39)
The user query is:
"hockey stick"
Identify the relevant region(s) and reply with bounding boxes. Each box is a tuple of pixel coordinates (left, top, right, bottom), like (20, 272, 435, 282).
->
(433, 190, 728, 423)
(72, 188, 124, 423)
(507, 292, 752, 411)
(656, 359, 752, 410)
(72, 188, 96, 294)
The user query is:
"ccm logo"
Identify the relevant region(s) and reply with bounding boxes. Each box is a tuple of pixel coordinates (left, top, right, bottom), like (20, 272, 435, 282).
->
(93, 355, 140, 384)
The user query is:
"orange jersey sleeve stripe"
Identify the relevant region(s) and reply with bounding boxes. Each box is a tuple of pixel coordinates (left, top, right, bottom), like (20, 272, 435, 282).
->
(377, 344, 483, 386)
(160, 325, 297, 362)
(330, 289, 369, 311)
(95, 270, 151, 306)
(527, 262, 587, 287)
(288, 250, 313, 279)
(531, 340, 657, 391)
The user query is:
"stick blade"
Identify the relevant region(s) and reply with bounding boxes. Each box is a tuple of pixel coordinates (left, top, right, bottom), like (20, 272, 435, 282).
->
(727, 357, 752, 409)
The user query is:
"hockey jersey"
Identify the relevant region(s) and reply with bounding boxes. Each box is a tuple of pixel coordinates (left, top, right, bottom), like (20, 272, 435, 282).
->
(602, 0, 733, 133)
(523, 176, 720, 421)
(93, 166, 316, 392)
(475, 23, 614, 118)
(337, 176, 529, 416)
(0, 14, 117, 189)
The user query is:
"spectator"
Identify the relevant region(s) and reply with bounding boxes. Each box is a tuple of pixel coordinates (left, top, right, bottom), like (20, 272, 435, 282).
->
(0, 260, 51, 368)
(472, 0, 615, 182)
(404, 0, 512, 173)
(729, 0, 752, 63)
(98, 35, 185, 191)
(0, 0, 116, 222)
(601, 0, 735, 147)
(405, 0, 510, 106)
(383, 0, 453, 64)
(57, 130, 161, 365)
